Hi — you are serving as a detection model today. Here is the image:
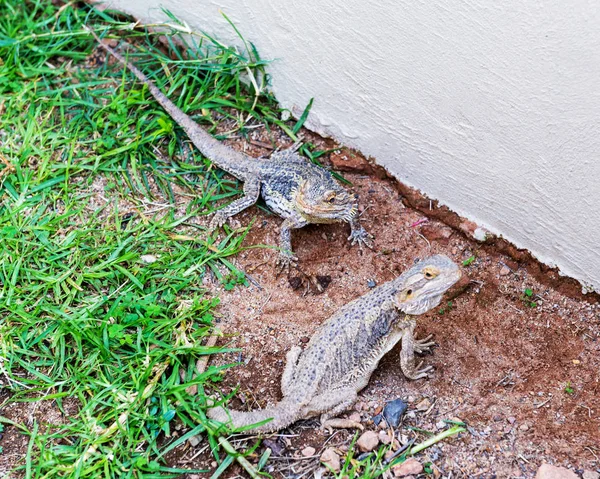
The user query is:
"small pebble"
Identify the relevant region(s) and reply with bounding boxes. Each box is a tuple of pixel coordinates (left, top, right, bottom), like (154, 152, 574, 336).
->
(378, 430, 392, 444)
(140, 254, 158, 263)
(188, 435, 201, 447)
(499, 265, 511, 276)
(382, 398, 408, 427)
(320, 448, 341, 472)
(356, 431, 379, 452)
(415, 398, 431, 411)
(384, 449, 396, 461)
(519, 423, 529, 431)
(435, 420, 446, 430)
(535, 464, 578, 479)
(393, 458, 423, 477)
(583, 471, 600, 479)
(301, 446, 316, 457)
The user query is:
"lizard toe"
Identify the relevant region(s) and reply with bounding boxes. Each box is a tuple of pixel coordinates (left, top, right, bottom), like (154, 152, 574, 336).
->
(209, 212, 228, 230)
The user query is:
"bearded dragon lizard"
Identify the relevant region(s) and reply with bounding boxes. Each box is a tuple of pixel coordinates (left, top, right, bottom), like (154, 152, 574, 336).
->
(92, 31, 371, 266)
(208, 255, 461, 433)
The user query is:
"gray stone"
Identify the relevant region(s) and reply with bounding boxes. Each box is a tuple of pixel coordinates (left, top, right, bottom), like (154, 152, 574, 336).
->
(381, 398, 408, 427)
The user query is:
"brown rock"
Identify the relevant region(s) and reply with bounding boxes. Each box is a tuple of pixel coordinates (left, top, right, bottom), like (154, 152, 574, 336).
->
(301, 446, 316, 457)
(320, 448, 341, 472)
(535, 464, 578, 479)
(415, 398, 431, 411)
(393, 458, 423, 477)
(378, 430, 392, 444)
(329, 149, 372, 173)
(499, 265, 511, 276)
(356, 431, 379, 452)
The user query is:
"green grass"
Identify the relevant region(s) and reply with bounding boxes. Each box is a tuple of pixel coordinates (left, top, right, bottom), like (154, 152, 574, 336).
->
(0, 1, 293, 477)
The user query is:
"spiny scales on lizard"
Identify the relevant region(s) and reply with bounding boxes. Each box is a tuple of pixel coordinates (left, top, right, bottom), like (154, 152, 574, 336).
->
(208, 255, 461, 433)
(91, 30, 371, 267)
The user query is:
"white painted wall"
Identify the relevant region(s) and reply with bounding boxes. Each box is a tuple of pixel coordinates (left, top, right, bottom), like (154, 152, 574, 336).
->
(103, 0, 600, 292)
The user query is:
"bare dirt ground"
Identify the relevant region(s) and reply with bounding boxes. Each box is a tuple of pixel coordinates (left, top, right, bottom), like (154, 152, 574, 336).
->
(1, 127, 599, 478)
(174, 131, 599, 478)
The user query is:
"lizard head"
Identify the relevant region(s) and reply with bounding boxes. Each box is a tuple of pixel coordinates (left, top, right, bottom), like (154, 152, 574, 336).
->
(393, 255, 461, 315)
(294, 175, 358, 223)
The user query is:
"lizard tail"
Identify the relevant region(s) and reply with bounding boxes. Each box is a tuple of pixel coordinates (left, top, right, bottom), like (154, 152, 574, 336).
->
(207, 400, 300, 434)
(89, 29, 253, 173)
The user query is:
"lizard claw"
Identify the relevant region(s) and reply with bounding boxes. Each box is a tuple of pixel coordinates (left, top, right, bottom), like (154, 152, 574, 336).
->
(276, 252, 298, 274)
(348, 225, 374, 249)
(413, 334, 436, 354)
(406, 361, 434, 380)
(209, 211, 228, 230)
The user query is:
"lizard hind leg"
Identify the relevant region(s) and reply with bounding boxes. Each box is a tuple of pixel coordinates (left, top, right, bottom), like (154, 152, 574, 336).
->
(280, 346, 302, 396)
(209, 176, 261, 229)
(310, 389, 362, 433)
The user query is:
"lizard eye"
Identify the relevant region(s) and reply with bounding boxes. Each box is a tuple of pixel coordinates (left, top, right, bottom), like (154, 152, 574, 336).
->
(324, 191, 336, 203)
(406, 289, 413, 296)
(423, 267, 439, 279)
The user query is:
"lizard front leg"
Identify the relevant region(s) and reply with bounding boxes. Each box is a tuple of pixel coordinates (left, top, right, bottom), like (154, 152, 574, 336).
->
(277, 217, 307, 271)
(400, 320, 433, 380)
(348, 218, 373, 249)
(210, 176, 261, 229)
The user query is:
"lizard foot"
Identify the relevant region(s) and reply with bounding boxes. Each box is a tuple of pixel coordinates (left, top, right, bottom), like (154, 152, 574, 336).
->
(209, 211, 228, 230)
(348, 225, 374, 249)
(321, 418, 364, 435)
(404, 361, 434, 381)
(413, 334, 435, 354)
(276, 252, 298, 274)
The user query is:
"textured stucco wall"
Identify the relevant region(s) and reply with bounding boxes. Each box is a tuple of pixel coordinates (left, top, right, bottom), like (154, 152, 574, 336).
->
(103, 0, 600, 292)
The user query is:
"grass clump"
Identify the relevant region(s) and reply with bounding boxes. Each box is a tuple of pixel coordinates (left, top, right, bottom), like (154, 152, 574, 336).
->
(0, 1, 288, 476)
